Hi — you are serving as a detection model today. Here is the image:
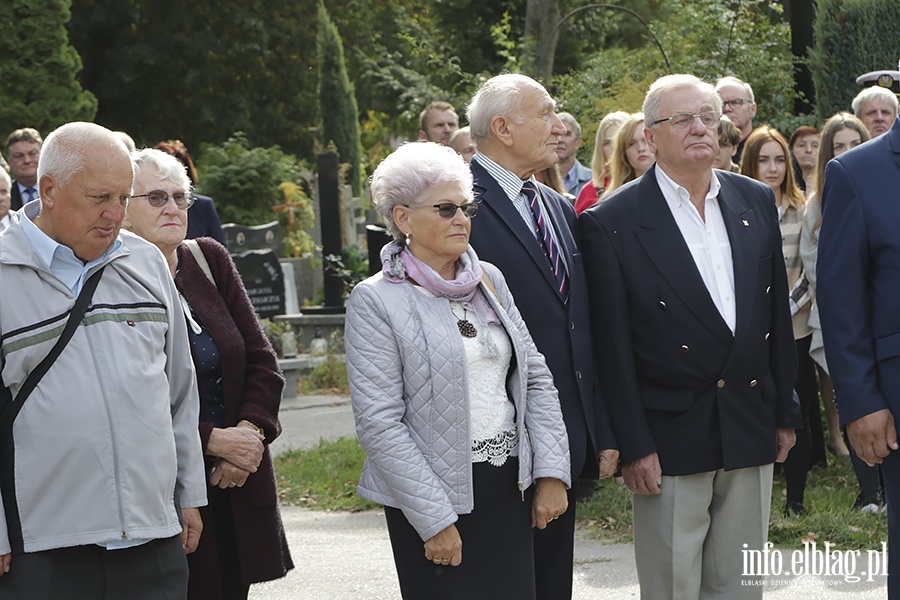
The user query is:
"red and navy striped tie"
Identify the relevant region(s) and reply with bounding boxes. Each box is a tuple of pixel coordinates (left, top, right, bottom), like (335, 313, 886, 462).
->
(522, 181, 569, 304)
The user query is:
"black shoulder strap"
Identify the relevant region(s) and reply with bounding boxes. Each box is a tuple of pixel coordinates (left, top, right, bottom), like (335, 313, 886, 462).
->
(0, 266, 106, 443)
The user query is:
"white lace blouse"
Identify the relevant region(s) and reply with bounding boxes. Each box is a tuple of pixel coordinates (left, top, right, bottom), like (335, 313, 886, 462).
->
(449, 300, 519, 467)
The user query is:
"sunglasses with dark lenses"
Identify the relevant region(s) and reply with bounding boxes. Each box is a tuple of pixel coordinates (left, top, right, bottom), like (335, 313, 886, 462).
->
(405, 202, 479, 219)
(131, 190, 195, 209)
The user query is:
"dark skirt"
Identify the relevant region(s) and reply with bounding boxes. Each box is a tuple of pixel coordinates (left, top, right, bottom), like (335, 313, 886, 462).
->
(187, 485, 249, 600)
(384, 458, 536, 600)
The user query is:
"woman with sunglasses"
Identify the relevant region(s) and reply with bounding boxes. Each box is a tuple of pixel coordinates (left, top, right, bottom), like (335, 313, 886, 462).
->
(345, 142, 570, 599)
(124, 149, 292, 600)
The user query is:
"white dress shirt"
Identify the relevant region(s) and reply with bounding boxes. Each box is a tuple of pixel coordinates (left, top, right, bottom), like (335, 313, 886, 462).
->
(656, 166, 736, 334)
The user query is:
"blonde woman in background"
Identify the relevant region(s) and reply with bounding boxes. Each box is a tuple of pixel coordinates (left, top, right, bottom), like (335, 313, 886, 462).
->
(801, 113, 886, 514)
(574, 110, 629, 214)
(601, 113, 653, 198)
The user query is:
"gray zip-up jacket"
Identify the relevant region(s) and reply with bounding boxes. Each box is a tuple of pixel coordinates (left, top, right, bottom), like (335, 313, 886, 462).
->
(345, 261, 570, 542)
(0, 211, 207, 555)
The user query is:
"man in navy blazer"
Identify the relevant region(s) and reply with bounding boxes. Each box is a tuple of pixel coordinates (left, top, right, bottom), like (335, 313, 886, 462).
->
(580, 75, 799, 598)
(817, 113, 900, 597)
(466, 73, 618, 600)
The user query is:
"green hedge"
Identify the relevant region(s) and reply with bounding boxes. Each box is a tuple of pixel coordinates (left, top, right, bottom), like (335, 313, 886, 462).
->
(810, 0, 900, 122)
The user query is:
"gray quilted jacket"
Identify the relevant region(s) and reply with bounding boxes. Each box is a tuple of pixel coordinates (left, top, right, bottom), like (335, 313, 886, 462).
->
(345, 261, 571, 542)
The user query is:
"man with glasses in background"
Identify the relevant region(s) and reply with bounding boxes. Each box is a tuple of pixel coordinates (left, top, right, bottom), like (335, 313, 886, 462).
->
(5, 128, 43, 211)
(715, 76, 757, 163)
(581, 74, 800, 599)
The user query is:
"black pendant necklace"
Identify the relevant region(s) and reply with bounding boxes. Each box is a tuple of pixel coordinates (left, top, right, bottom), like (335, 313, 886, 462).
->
(452, 303, 477, 338)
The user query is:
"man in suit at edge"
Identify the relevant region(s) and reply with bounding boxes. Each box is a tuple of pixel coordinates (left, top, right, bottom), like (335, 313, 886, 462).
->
(465, 73, 619, 600)
(817, 104, 900, 597)
(5, 129, 43, 211)
(579, 74, 800, 599)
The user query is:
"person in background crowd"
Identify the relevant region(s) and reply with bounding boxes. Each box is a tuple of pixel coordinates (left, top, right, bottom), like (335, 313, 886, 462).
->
(555, 112, 592, 198)
(581, 74, 799, 599)
(817, 95, 900, 599)
(467, 73, 618, 600)
(574, 111, 629, 215)
(715, 76, 757, 163)
(803, 113, 885, 514)
(418, 101, 460, 145)
(788, 125, 819, 195)
(712, 115, 741, 173)
(602, 113, 653, 198)
(124, 148, 293, 599)
(851, 85, 899, 139)
(5, 128, 42, 210)
(156, 140, 227, 246)
(0, 122, 207, 599)
(740, 126, 818, 516)
(346, 141, 571, 599)
(534, 164, 569, 200)
(0, 167, 10, 233)
(449, 126, 476, 163)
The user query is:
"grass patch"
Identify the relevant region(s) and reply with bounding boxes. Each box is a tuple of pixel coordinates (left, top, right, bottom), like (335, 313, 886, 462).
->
(576, 458, 887, 551)
(298, 355, 349, 395)
(275, 437, 887, 552)
(275, 437, 378, 512)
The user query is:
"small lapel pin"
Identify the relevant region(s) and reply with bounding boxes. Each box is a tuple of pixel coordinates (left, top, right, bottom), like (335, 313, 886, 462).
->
(742, 219, 749, 227)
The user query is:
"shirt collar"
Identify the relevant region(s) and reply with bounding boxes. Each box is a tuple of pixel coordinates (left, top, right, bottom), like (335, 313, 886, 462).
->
(472, 153, 537, 202)
(17, 181, 36, 195)
(20, 201, 121, 274)
(655, 164, 721, 210)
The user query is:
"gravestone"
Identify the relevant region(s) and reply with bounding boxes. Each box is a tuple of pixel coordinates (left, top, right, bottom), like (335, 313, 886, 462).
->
(223, 221, 283, 253)
(222, 221, 286, 318)
(231, 251, 285, 318)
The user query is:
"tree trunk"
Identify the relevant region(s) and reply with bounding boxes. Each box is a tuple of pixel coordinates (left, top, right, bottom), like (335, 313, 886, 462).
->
(521, 0, 562, 81)
(783, 0, 816, 114)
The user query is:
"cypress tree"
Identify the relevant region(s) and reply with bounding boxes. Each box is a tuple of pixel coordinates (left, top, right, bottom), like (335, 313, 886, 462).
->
(810, 0, 900, 122)
(0, 0, 97, 137)
(317, 1, 363, 196)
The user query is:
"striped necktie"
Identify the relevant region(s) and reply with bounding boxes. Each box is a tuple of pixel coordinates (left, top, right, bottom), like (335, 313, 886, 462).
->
(522, 181, 569, 304)
(23, 187, 37, 204)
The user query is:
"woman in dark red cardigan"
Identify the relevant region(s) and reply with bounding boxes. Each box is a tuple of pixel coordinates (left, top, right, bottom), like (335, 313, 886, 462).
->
(125, 148, 293, 600)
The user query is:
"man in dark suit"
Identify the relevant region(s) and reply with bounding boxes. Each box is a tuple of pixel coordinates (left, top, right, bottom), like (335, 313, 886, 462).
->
(465, 73, 618, 600)
(580, 74, 799, 599)
(817, 113, 900, 598)
(5, 128, 43, 211)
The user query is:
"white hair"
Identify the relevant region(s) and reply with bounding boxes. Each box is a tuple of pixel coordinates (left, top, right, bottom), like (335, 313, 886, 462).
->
(0, 166, 10, 188)
(852, 86, 899, 116)
(557, 112, 582, 138)
(715, 76, 755, 103)
(38, 122, 131, 192)
(131, 148, 192, 192)
(467, 74, 540, 145)
(371, 142, 474, 239)
(644, 74, 722, 127)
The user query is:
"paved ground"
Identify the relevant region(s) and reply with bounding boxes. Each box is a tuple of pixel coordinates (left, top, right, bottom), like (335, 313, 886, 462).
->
(257, 393, 888, 599)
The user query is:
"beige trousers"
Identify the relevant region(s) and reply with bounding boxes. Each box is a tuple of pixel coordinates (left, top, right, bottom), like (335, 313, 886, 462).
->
(632, 464, 774, 600)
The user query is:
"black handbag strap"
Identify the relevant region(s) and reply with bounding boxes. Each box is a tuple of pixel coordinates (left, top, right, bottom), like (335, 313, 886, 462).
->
(0, 266, 106, 444)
